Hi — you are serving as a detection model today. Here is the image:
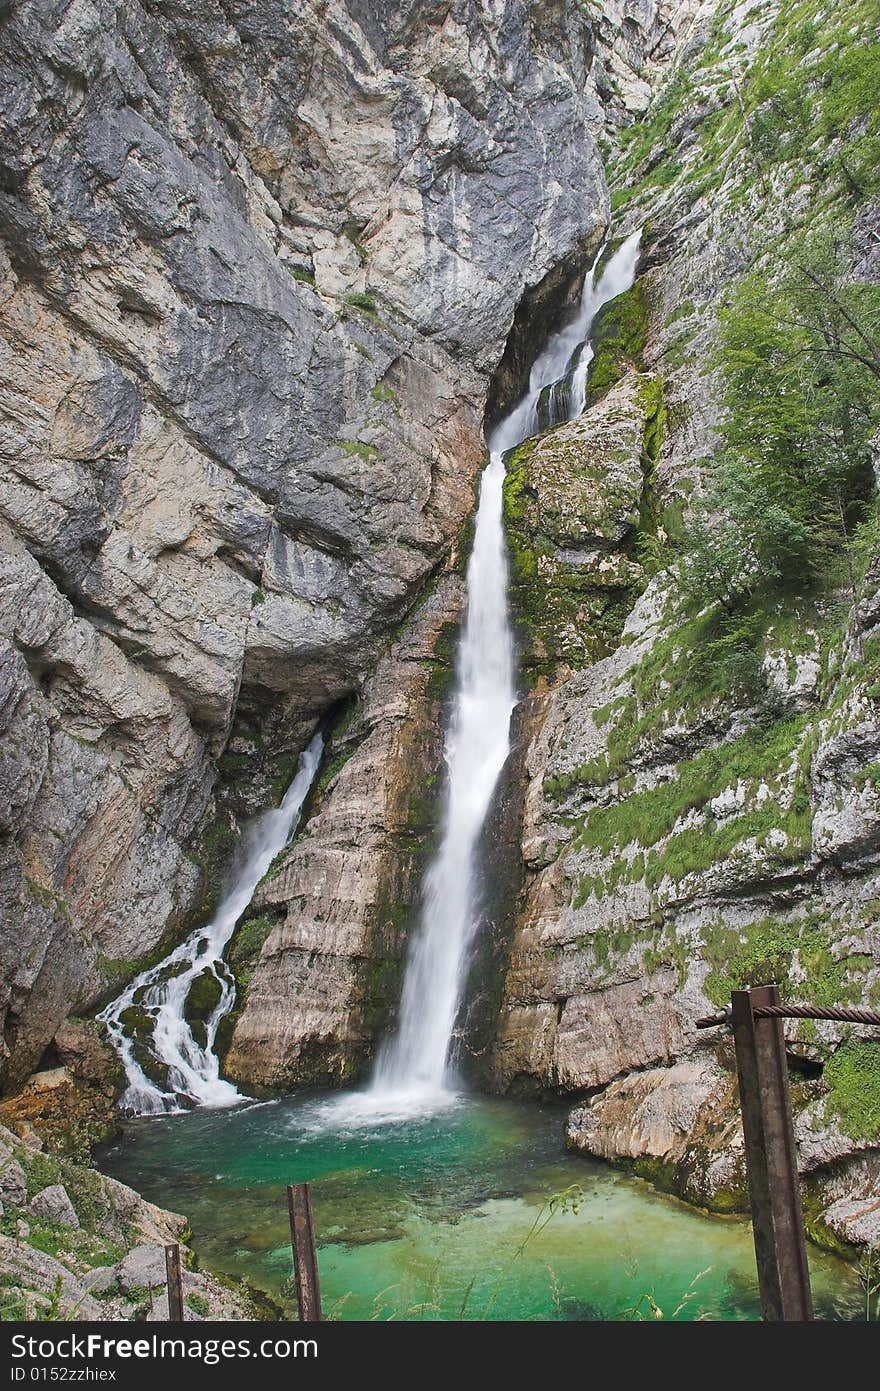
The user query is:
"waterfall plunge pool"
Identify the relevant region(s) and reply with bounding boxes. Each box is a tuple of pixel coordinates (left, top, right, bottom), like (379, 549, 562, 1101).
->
(98, 1091, 861, 1321)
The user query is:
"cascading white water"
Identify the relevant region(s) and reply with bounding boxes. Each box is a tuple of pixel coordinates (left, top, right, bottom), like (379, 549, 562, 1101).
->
(99, 731, 324, 1115)
(371, 227, 642, 1109)
(570, 229, 643, 418)
(371, 443, 516, 1105)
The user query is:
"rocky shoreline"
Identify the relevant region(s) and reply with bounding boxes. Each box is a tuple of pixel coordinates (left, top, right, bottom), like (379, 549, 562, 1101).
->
(0, 1117, 275, 1321)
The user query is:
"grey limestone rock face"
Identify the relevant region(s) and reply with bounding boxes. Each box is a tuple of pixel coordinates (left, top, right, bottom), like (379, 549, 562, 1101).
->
(0, 1234, 102, 1319)
(566, 1054, 746, 1210)
(0, 1136, 27, 1206)
(116, 1242, 167, 1293)
(0, 0, 612, 1083)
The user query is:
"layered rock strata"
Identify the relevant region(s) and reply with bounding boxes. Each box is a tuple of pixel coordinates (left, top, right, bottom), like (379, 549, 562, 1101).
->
(0, 0, 616, 1084)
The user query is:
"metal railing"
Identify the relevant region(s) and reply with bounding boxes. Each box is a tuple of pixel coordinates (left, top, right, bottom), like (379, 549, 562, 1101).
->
(697, 984, 880, 1321)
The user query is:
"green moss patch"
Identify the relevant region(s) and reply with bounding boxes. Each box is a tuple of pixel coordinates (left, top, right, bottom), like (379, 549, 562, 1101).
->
(335, 438, 380, 462)
(574, 713, 810, 857)
(585, 281, 649, 405)
(823, 1041, 880, 1141)
(502, 377, 663, 682)
(701, 915, 873, 1012)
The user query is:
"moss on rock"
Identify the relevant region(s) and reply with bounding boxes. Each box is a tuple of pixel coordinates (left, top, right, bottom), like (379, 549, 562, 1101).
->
(502, 372, 660, 682)
(585, 281, 649, 405)
(823, 1040, 880, 1141)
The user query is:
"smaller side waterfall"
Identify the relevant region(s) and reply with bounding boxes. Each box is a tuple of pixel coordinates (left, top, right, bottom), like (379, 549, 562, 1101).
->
(99, 731, 324, 1114)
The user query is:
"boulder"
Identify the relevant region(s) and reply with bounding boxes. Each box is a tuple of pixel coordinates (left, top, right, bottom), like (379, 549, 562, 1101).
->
(117, 1243, 168, 1293)
(0, 1141, 27, 1207)
(30, 1184, 80, 1229)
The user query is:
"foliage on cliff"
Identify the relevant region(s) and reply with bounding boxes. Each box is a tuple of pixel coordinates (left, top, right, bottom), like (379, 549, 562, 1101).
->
(682, 231, 880, 617)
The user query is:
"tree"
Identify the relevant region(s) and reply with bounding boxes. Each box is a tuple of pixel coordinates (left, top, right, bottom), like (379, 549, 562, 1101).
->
(681, 226, 880, 615)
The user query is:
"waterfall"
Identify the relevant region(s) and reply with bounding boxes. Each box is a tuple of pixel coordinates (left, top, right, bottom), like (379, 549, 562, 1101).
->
(99, 731, 324, 1115)
(570, 229, 643, 419)
(371, 227, 642, 1108)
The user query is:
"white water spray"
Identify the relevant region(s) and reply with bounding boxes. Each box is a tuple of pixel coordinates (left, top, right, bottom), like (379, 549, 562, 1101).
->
(370, 228, 642, 1111)
(99, 732, 324, 1115)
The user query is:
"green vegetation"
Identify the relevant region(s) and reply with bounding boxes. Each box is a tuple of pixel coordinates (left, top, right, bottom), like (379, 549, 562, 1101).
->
(225, 914, 275, 980)
(214, 911, 281, 1056)
(609, 0, 880, 214)
(183, 969, 224, 1048)
(573, 714, 807, 856)
(371, 380, 399, 405)
(585, 281, 649, 404)
(681, 230, 880, 616)
(853, 763, 880, 792)
(503, 377, 665, 681)
(96, 925, 192, 995)
(335, 438, 380, 462)
(701, 914, 873, 1011)
(26, 879, 72, 923)
(612, 67, 694, 172)
(313, 740, 357, 799)
(345, 291, 378, 316)
(823, 1041, 880, 1141)
(545, 585, 836, 804)
(343, 223, 370, 266)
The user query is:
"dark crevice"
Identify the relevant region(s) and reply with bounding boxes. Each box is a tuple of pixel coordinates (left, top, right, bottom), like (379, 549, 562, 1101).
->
(484, 226, 606, 429)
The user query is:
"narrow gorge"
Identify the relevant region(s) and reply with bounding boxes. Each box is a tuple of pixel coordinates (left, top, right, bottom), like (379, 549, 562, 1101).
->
(1, 0, 878, 1324)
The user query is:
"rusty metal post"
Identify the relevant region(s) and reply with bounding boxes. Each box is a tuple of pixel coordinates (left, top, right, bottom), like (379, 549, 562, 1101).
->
(730, 984, 813, 1321)
(165, 1243, 185, 1321)
(287, 1182, 321, 1322)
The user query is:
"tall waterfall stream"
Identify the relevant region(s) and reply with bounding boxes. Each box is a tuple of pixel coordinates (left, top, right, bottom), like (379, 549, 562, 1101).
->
(370, 229, 643, 1109)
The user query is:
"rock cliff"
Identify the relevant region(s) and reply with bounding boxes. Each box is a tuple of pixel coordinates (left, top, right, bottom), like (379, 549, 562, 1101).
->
(0, 0, 638, 1085)
(224, 0, 704, 1088)
(485, 0, 880, 1249)
(3, 0, 877, 1259)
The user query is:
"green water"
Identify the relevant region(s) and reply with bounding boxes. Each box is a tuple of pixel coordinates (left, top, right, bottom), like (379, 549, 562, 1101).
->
(99, 1091, 862, 1321)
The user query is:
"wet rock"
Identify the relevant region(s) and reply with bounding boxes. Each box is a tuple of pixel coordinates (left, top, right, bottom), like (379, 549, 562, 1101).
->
(567, 1056, 747, 1211)
(504, 372, 652, 675)
(227, 575, 464, 1087)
